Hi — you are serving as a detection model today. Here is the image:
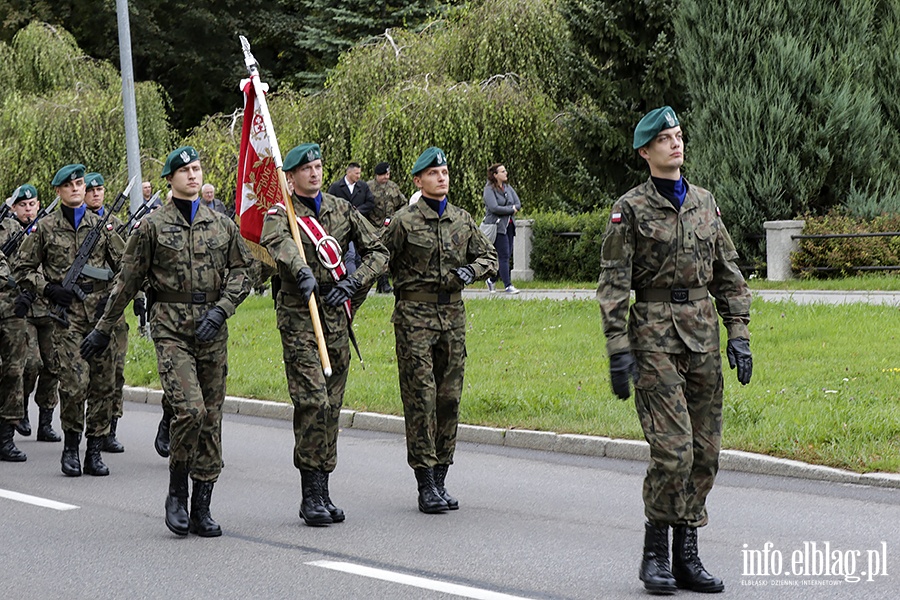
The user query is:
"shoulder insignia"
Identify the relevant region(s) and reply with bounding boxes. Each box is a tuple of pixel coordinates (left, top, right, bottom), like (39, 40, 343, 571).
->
(132, 221, 140, 230)
(106, 223, 114, 231)
(611, 212, 622, 224)
(267, 202, 286, 215)
(716, 206, 721, 217)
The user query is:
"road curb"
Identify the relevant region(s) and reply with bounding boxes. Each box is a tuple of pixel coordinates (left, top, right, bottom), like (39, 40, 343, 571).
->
(123, 386, 900, 490)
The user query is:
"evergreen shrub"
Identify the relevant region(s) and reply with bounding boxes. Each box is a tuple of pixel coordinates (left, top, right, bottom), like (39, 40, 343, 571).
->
(791, 212, 900, 277)
(529, 210, 609, 281)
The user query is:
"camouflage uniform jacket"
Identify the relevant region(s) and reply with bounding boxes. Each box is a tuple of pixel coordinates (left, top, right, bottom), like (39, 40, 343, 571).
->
(9, 216, 50, 319)
(384, 200, 498, 331)
(15, 209, 124, 328)
(597, 178, 750, 356)
(260, 192, 389, 334)
(95, 201, 252, 342)
(366, 179, 408, 229)
(0, 218, 23, 319)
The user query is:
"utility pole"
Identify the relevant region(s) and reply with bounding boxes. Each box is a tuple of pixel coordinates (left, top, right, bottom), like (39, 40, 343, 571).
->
(115, 0, 143, 214)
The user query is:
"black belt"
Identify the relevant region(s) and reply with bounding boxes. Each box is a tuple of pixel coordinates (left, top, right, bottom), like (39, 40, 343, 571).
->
(76, 282, 110, 295)
(634, 287, 708, 303)
(280, 280, 332, 296)
(398, 291, 462, 304)
(154, 291, 221, 304)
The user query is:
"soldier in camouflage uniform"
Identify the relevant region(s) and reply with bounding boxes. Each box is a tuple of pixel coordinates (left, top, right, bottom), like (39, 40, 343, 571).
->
(366, 162, 407, 295)
(84, 173, 127, 453)
(596, 107, 752, 595)
(383, 147, 498, 514)
(0, 216, 27, 462)
(82, 146, 252, 538)
(15, 164, 125, 477)
(260, 143, 388, 527)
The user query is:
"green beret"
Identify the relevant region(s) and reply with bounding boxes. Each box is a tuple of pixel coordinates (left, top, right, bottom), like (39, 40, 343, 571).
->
(633, 106, 680, 149)
(11, 184, 38, 204)
(411, 147, 447, 176)
(84, 173, 105, 190)
(282, 143, 322, 172)
(161, 146, 200, 177)
(51, 164, 86, 187)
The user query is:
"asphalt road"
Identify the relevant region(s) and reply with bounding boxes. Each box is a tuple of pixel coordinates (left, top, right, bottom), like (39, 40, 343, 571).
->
(2, 403, 898, 600)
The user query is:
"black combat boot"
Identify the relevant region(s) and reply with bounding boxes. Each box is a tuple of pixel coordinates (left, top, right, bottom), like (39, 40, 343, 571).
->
(154, 408, 173, 458)
(14, 398, 31, 436)
(433, 464, 458, 510)
(299, 469, 333, 526)
(672, 526, 724, 593)
(415, 467, 449, 514)
(83, 436, 110, 476)
(165, 464, 190, 536)
(36, 407, 61, 442)
(103, 417, 124, 453)
(320, 472, 345, 523)
(639, 522, 677, 595)
(61, 430, 82, 476)
(0, 422, 27, 462)
(189, 480, 222, 537)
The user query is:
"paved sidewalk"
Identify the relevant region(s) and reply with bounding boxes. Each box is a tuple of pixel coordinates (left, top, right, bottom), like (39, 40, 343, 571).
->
(124, 386, 900, 490)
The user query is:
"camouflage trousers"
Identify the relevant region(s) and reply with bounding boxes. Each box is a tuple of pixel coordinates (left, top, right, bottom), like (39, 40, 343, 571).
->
(23, 317, 59, 410)
(279, 324, 349, 472)
(108, 319, 128, 418)
(155, 337, 227, 482)
(633, 350, 723, 528)
(0, 316, 27, 422)
(51, 320, 115, 437)
(394, 323, 466, 469)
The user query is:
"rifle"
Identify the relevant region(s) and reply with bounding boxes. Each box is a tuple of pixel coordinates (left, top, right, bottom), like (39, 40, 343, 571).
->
(0, 187, 18, 222)
(49, 177, 136, 327)
(117, 192, 160, 237)
(1, 196, 60, 258)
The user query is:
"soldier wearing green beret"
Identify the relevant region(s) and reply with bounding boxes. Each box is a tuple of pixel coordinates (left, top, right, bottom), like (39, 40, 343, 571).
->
(14, 164, 125, 476)
(81, 146, 253, 538)
(596, 106, 752, 594)
(8, 185, 62, 444)
(383, 147, 498, 514)
(366, 162, 407, 294)
(0, 196, 27, 461)
(260, 142, 389, 527)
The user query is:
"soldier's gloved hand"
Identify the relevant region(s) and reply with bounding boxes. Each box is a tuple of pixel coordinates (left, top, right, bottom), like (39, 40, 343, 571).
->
(80, 329, 111, 360)
(13, 292, 32, 318)
(195, 306, 228, 342)
(271, 275, 282, 309)
(452, 265, 476, 286)
(94, 295, 109, 322)
(727, 338, 752, 385)
(295, 267, 318, 304)
(324, 277, 360, 307)
(44, 282, 74, 308)
(132, 296, 146, 317)
(609, 351, 638, 400)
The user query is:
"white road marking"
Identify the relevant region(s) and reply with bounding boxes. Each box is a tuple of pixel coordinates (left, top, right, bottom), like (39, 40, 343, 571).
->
(0, 488, 79, 511)
(307, 560, 535, 600)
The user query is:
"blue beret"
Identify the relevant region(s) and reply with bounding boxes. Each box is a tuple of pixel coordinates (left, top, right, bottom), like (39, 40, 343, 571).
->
(161, 146, 200, 177)
(411, 147, 447, 176)
(51, 164, 86, 187)
(633, 106, 680, 149)
(84, 173, 105, 190)
(282, 143, 322, 172)
(12, 184, 38, 203)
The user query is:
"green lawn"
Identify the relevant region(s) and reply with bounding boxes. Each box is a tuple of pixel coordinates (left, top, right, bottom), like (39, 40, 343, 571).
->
(124, 293, 900, 474)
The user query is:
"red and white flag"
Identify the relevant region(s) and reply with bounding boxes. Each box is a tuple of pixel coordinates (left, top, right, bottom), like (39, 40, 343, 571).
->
(236, 79, 282, 247)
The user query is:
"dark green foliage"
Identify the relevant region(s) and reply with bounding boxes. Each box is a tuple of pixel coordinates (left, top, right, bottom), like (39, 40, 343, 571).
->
(529, 210, 610, 281)
(792, 212, 900, 277)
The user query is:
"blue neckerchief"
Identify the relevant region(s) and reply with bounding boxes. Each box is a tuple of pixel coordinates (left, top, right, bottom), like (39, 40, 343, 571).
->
(95, 206, 105, 217)
(422, 195, 447, 216)
(172, 197, 201, 224)
(73, 204, 86, 229)
(651, 176, 688, 209)
(296, 191, 322, 217)
(190, 199, 200, 222)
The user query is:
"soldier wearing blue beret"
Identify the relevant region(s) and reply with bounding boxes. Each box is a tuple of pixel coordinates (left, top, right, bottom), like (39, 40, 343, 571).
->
(597, 107, 753, 594)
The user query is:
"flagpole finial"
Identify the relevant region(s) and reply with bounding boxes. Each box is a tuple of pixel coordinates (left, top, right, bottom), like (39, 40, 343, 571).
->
(239, 35, 258, 73)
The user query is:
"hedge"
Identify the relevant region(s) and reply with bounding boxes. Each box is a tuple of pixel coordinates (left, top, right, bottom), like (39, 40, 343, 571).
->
(528, 209, 610, 281)
(791, 212, 900, 277)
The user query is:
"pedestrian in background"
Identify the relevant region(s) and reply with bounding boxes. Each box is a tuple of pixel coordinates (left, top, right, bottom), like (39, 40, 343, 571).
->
(596, 106, 752, 595)
(483, 163, 521, 294)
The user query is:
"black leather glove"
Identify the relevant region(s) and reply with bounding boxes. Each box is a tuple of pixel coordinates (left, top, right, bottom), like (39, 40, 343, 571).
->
(453, 265, 476, 286)
(324, 277, 360, 307)
(195, 306, 228, 342)
(79, 329, 111, 360)
(295, 267, 318, 304)
(271, 275, 282, 309)
(44, 282, 74, 308)
(13, 292, 33, 318)
(132, 297, 146, 317)
(94, 295, 109, 322)
(609, 351, 638, 400)
(726, 338, 752, 385)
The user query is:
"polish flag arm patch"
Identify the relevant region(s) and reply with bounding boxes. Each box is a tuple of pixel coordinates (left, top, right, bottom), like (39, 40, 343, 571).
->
(267, 202, 286, 215)
(611, 212, 623, 224)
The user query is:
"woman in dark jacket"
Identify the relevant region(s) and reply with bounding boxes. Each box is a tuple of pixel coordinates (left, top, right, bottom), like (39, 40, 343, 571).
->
(482, 163, 522, 293)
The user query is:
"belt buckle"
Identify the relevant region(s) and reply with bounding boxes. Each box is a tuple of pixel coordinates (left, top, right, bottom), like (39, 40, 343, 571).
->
(671, 288, 689, 303)
(437, 292, 451, 304)
(191, 292, 207, 304)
